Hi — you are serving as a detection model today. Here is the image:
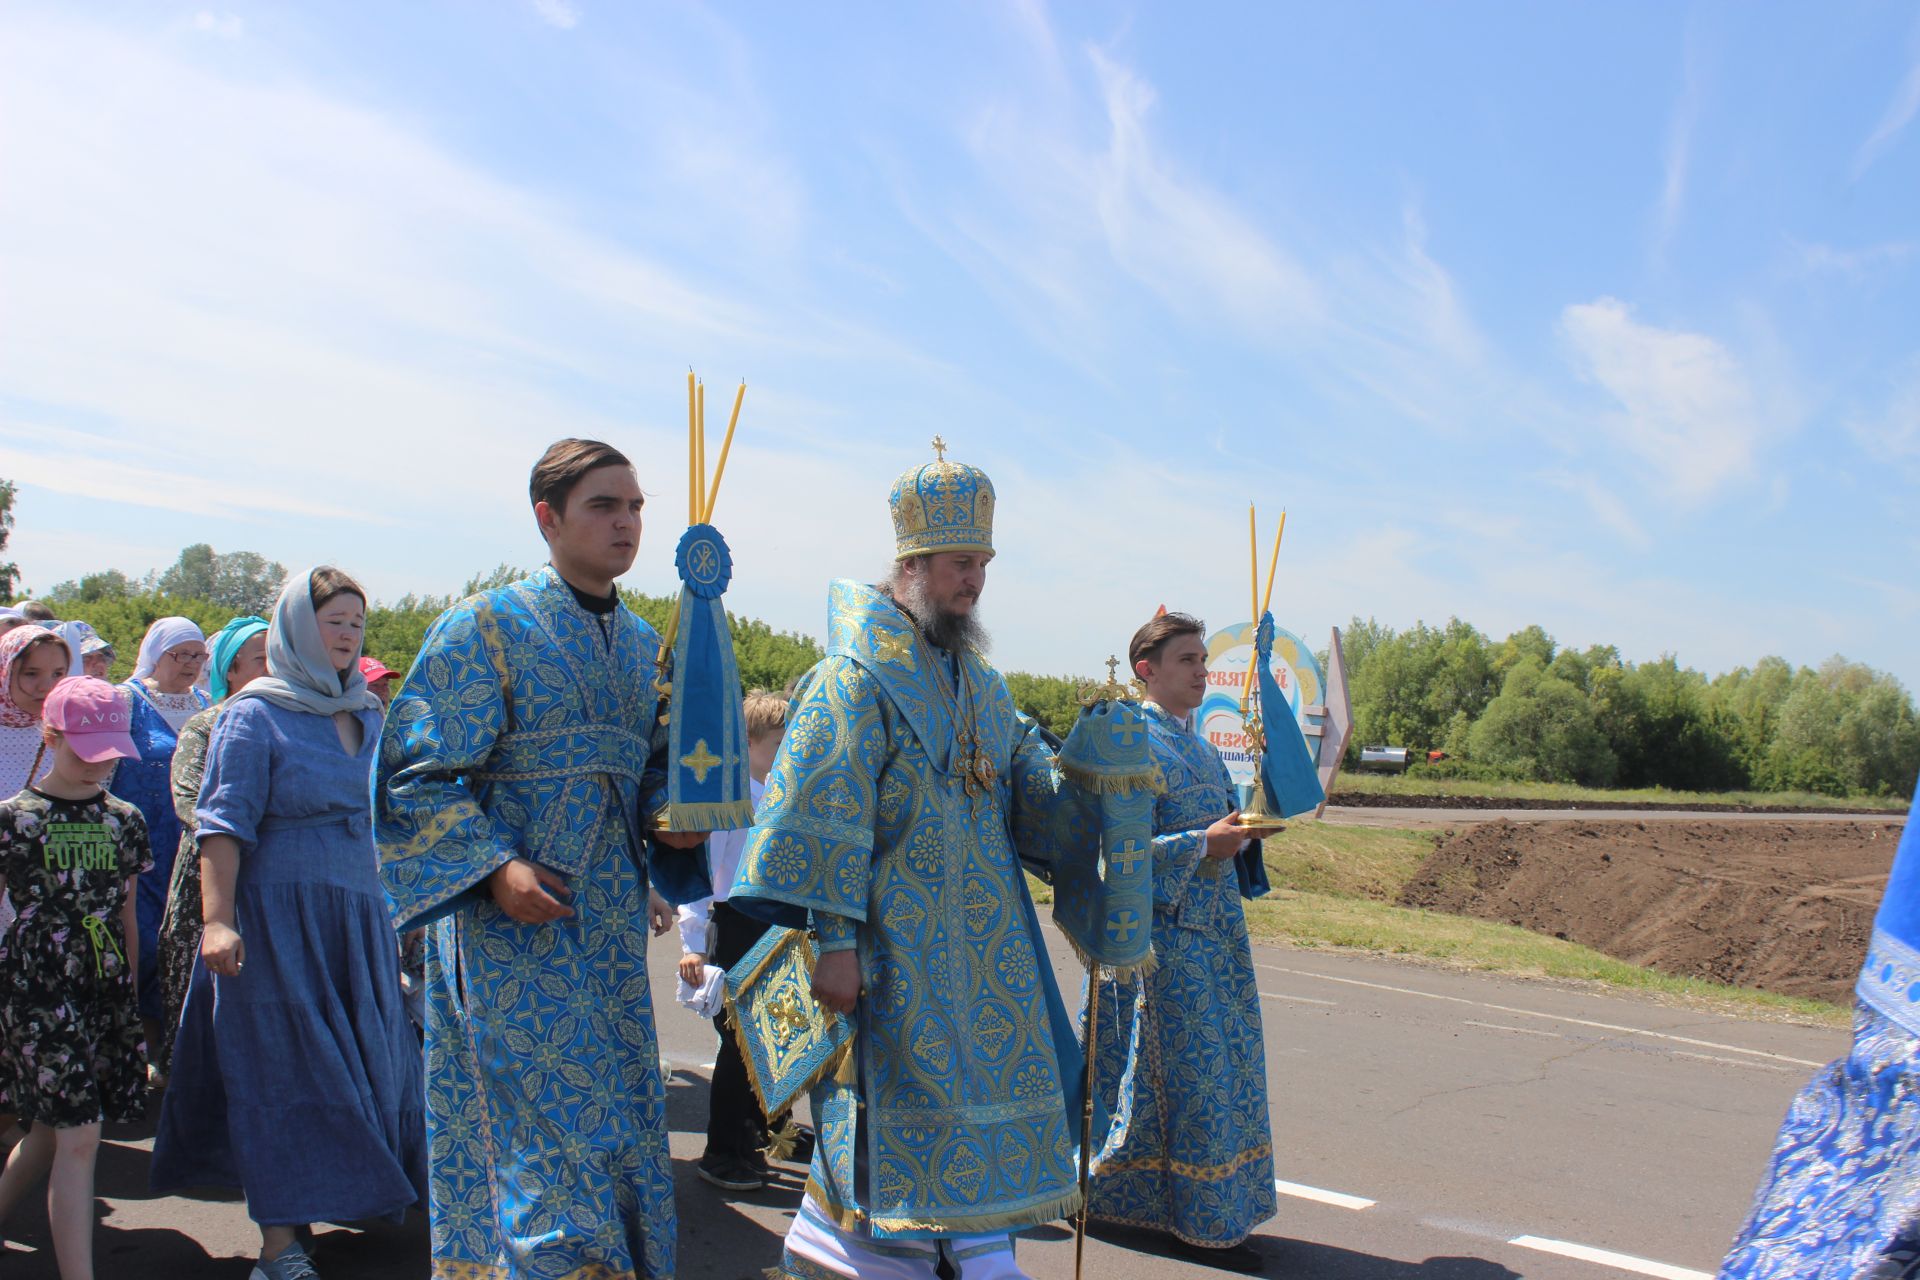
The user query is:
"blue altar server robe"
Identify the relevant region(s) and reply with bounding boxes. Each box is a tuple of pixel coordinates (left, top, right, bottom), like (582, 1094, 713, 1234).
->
(376, 567, 688, 1280)
(1082, 702, 1277, 1247)
(731, 580, 1086, 1239)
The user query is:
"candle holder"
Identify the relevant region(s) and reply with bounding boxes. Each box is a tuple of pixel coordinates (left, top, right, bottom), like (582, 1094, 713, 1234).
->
(1230, 705, 1289, 835)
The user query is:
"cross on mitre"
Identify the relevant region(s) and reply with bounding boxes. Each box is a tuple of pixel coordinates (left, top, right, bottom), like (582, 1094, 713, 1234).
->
(930, 435, 947, 462)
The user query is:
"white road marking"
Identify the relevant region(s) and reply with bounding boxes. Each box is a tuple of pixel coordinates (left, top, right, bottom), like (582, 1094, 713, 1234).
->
(1464, 1019, 1563, 1038)
(1256, 963, 1826, 1069)
(1273, 1179, 1375, 1210)
(1508, 1234, 1712, 1280)
(1260, 991, 1338, 1007)
(1673, 1050, 1794, 1073)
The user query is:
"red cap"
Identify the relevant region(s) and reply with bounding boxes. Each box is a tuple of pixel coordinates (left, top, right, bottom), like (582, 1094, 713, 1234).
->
(42, 677, 140, 763)
(358, 656, 399, 684)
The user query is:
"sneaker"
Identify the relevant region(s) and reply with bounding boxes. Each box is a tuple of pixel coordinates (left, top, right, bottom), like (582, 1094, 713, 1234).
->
(249, 1240, 321, 1280)
(697, 1155, 767, 1192)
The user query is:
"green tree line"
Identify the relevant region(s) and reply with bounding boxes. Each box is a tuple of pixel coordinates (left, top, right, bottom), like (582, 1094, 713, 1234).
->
(1342, 617, 1919, 797)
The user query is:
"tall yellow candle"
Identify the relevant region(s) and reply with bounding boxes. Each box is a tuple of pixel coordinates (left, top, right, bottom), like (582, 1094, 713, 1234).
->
(695, 380, 707, 525)
(703, 381, 746, 522)
(1260, 509, 1287, 618)
(1245, 503, 1259, 703)
(686, 371, 697, 525)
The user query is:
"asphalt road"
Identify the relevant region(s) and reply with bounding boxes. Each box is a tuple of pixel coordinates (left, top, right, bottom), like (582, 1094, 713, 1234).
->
(1, 925, 1848, 1279)
(1321, 803, 1895, 829)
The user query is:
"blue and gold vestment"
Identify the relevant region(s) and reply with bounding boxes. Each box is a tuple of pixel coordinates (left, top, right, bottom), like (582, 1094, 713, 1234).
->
(376, 567, 680, 1280)
(1082, 702, 1277, 1248)
(732, 580, 1085, 1239)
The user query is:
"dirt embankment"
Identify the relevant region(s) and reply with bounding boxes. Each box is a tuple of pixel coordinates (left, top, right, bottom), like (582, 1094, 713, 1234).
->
(1338, 791, 1899, 816)
(1398, 818, 1907, 1004)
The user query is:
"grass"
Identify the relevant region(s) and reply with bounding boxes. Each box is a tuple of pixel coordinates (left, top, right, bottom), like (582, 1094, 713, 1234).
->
(1331, 772, 1909, 812)
(1034, 822, 1852, 1027)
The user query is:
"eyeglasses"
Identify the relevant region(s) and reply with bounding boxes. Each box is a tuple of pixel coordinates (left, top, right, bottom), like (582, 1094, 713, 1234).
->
(167, 651, 208, 666)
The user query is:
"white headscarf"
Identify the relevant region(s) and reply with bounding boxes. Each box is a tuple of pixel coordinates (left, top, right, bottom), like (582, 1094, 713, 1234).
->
(53, 620, 96, 677)
(229, 569, 381, 717)
(131, 616, 207, 681)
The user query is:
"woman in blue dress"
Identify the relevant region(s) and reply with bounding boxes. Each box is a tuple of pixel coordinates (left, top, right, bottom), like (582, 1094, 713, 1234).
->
(1718, 775, 1920, 1280)
(152, 568, 425, 1280)
(113, 615, 211, 1061)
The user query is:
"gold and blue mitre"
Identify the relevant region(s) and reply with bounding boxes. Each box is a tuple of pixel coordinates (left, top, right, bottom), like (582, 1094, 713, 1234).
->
(888, 435, 996, 560)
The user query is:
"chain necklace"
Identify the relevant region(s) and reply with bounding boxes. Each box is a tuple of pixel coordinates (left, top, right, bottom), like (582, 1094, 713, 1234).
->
(923, 638, 995, 799)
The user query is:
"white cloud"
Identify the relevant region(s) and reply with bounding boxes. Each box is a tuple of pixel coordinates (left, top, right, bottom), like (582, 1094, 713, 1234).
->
(1793, 238, 1918, 279)
(1539, 470, 1653, 551)
(530, 0, 580, 31)
(1558, 298, 1765, 501)
(1853, 35, 1920, 178)
(192, 11, 244, 40)
(1653, 52, 1701, 266)
(1848, 356, 1920, 466)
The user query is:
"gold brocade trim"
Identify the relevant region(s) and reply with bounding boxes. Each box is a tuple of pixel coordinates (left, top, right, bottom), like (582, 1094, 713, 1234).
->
(1063, 930, 1156, 984)
(805, 1176, 1084, 1237)
(433, 1261, 636, 1280)
(384, 799, 483, 863)
(1086, 1205, 1262, 1250)
(1056, 760, 1165, 796)
(657, 799, 756, 833)
(1094, 1140, 1273, 1183)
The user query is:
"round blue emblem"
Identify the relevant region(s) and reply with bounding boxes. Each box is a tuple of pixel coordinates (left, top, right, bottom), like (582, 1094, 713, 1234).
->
(675, 524, 733, 599)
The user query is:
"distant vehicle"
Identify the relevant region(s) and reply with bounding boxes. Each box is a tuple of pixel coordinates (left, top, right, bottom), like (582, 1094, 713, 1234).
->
(1358, 745, 1413, 773)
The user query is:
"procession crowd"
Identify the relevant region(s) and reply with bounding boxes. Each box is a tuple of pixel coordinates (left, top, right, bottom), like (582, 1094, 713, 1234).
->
(0, 436, 1911, 1280)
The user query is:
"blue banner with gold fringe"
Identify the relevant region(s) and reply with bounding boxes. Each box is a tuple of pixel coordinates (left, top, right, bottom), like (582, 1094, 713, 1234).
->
(1256, 612, 1325, 820)
(1049, 696, 1160, 976)
(662, 523, 755, 832)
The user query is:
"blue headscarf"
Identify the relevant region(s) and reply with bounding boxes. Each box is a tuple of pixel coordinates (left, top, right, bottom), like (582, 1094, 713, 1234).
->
(207, 615, 269, 703)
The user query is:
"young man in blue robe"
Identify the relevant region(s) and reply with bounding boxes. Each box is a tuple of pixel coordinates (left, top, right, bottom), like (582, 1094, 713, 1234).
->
(1083, 611, 1276, 1273)
(731, 444, 1090, 1280)
(375, 439, 707, 1280)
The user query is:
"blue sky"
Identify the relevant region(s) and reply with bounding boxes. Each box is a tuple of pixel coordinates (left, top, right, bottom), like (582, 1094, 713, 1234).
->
(1, 1, 1916, 689)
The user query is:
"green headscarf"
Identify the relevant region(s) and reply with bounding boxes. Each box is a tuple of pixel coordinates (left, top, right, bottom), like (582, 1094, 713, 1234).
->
(208, 615, 269, 703)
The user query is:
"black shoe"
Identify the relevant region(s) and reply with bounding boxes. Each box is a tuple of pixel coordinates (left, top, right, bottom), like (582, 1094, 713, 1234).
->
(1170, 1239, 1267, 1274)
(697, 1156, 766, 1192)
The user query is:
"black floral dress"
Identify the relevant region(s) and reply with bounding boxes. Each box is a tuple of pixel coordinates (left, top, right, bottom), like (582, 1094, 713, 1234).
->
(0, 788, 152, 1127)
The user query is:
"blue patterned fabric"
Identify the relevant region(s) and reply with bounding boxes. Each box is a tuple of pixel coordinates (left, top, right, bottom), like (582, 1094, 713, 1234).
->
(1720, 778, 1920, 1280)
(113, 680, 209, 1019)
(1081, 702, 1276, 1247)
(663, 524, 753, 832)
(375, 567, 680, 1280)
(1254, 614, 1324, 820)
(731, 579, 1088, 1239)
(1048, 698, 1158, 973)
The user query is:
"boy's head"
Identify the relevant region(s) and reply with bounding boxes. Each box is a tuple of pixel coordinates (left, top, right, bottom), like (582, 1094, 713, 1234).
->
(41, 677, 139, 786)
(743, 689, 788, 781)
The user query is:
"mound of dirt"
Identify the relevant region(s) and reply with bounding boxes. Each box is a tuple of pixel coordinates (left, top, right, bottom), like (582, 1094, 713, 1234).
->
(1398, 818, 1907, 1004)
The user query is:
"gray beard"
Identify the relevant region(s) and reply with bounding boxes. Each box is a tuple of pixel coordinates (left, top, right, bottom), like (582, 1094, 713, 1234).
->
(887, 574, 991, 656)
